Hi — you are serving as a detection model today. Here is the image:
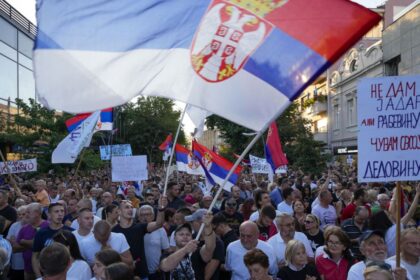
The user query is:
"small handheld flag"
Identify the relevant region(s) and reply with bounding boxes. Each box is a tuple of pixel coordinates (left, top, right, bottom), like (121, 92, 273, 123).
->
(265, 122, 288, 171)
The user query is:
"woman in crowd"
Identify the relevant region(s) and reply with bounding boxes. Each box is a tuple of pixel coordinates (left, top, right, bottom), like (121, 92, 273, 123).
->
(102, 204, 119, 227)
(52, 230, 92, 280)
(278, 240, 320, 280)
(243, 248, 280, 280)
(315, 226, 353, 280)
(92, 249, 122, 280)
(304, 214, 324, 253)
(292, 200, 307, 232)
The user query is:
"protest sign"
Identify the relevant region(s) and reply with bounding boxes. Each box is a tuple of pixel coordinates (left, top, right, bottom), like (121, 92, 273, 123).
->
(100, 144, 132, 160)
(249, 155, 271, 174)
(358, 75, 420, 182)
(111, 155, 148, 182)
(0, 158, 37, 175)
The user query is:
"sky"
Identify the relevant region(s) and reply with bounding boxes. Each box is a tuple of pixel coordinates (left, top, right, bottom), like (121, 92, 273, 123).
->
(6, 0, 386, 135)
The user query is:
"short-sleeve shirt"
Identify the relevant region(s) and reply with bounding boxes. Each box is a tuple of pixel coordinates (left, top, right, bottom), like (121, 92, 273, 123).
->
(305, 230, 324, 253)
(267, 232, 314, 264)
(144, 228, 170, 274)
(315, 252, 351, 280)
(278, 263, 320, 280)
(225, 240, 277, 280)
(112, 223, 149, 278)
(32, 226, 74, 253)
(6, 221, 24, 270)
(16, 220, 49, 272)
(80, 232, 130, 265)
(191, 236, 225, 280)
(311, 204, 337, 229)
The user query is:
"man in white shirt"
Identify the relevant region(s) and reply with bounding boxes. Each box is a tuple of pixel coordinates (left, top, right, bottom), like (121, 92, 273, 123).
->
(348, 230, 407, 280)
(311, 189, 337, 229)
(70, 199, 101, 230)
(387, 228, 420, 280)
(268, 212, 313, 266)
(79, 220, 132, 267)
(72, 208, 94, 246)
(225, 221, 277, 280)
(138, 205, 170, 277)
(276, 187, 294, 214)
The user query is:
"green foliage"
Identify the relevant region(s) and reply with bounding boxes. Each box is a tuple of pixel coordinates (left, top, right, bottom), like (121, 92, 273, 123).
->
(115, 97, 186, 163)
(206, 103, 329, 175)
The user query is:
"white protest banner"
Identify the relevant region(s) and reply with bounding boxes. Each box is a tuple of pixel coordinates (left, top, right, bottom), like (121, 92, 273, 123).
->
(0, 158, 37, 175)
(358, 75, 420, 182)
(112, 155, 148, 182)
(249, 155, 271, 174)
(100, 144, 132, 160)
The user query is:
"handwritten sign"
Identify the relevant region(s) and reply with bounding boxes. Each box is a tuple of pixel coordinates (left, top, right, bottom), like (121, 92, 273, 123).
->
(100, 144, 132, 160)
(0, 158, 37, 175)
(249, 155, 271, 174)
(112, 155, 148, 182)
(358, 75, 420, 182)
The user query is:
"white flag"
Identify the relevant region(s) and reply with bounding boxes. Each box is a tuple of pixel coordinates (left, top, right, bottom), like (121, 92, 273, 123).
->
(186, 105, 211, 138)
(52, 111, 101, 163)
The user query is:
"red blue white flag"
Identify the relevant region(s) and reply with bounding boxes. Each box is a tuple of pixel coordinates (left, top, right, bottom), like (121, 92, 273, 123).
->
(265, 122, 288, 171)
(34, 0, 380, 132)
(158, 134, 173, 151)
(192, 140, 241, 191)
(65, 108, 113, 132)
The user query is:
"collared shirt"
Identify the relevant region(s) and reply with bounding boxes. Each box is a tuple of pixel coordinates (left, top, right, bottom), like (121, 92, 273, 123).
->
(267, 231, 314, 264)
(341, 218, 367, 260)
(316, 252, 349, 280)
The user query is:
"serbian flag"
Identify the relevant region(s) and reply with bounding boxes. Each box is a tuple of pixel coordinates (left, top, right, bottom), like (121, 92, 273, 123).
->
(192, 140, 241, 191)
(66, 108, 113, 132)
(34, 0, 380, 132)
(175, 144, 205, 176)
(265, 122, 288, 171)
(159, 134, 173, 151)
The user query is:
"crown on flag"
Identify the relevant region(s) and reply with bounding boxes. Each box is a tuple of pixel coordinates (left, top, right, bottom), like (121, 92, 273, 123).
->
(230, 0, 288, 17)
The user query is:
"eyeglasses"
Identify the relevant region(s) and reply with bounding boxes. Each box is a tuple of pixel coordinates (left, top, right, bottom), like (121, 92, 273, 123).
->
(327, 240, 343, 247)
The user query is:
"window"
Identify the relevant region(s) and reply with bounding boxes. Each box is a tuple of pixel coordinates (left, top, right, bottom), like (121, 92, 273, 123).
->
(347, 98, 356, 126)
(18, 65, 36, 103)
(385, 56, 400, 76)
(0, 17, 18, 48)
(18, 53, 32, 70)
(333, 104, 339, 130)
(349, 59, 358, 72)
(0, 41, 17, 61)
(18, 32, 33, 58)
(0, 55, 18, 102)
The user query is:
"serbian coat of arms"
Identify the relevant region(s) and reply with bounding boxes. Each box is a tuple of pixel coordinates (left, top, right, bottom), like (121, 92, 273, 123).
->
(190, 0, 288, 82)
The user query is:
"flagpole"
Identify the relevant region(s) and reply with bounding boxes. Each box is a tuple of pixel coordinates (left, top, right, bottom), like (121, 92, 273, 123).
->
(162, 105, 187, 196)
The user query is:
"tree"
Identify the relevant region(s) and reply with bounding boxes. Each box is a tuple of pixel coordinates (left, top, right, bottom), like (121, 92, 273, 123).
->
(114, 97, 186, 163)
(0, 98, 105, 175)
(206, 103, 329, 175)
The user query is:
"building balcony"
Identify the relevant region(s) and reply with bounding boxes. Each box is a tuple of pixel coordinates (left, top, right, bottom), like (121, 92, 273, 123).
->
(311, 101, 327, 115)
(313, 132, 328, 143)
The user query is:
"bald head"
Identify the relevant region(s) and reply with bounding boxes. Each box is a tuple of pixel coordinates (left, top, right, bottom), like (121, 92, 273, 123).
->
(239, 221, 259, 250)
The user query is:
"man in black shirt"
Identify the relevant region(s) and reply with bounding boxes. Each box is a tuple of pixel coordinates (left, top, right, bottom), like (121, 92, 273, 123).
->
(112, 195, 167, 279)
(0, 190, 17, 236)
(221, 198, 243, 234)
(166, 182, 185, 210)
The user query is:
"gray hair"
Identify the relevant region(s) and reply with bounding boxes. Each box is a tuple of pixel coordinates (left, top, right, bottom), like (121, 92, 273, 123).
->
(275, 212, 293, 226)
(27, 203, 43, 214)
(139, 205, 154, 214)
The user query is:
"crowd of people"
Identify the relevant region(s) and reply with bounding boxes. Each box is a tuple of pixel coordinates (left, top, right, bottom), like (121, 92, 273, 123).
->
(0, 164, 419, 280)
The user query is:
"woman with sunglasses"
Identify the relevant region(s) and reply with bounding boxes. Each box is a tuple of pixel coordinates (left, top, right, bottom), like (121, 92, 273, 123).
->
(52, 230, 92, 280)
(304, 214, 324, 254)
(315, 226, 354, 280)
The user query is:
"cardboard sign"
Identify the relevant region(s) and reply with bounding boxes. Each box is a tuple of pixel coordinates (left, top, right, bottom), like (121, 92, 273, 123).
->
(249, 155, 271, 174)
(358, 75, 420, 182)
(100, 144, 132, 160)
(112, 155, 148, 182)
(0, 158, 37, 175)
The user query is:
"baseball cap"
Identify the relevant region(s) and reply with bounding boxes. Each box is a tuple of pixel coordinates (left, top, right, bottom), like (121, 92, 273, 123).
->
(184, 209, 207, 222)
(174, 223, 193, 234)
(359, 230, 384, 244)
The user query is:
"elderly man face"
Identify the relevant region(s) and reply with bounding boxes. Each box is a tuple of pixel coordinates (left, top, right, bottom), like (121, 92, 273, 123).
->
(138, 207, 154, 223)
(402, 230, 420, 259)
(239, 222, 259, 250)
(360, 234, 387, 262)
(377, 194, 390, 209)
(101, 192, 113, 206)
(277, 215, 295, 240)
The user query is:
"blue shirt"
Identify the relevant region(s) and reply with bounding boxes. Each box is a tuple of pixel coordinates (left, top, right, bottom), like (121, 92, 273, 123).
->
(270, 188, 283, 206)
(0, 234, 12, 266)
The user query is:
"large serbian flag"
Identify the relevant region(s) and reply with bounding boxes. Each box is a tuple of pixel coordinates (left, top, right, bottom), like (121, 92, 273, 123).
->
(34, 0, 380, 132)
(65, 108, 113, 132)
(192, 140, 241, 191)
